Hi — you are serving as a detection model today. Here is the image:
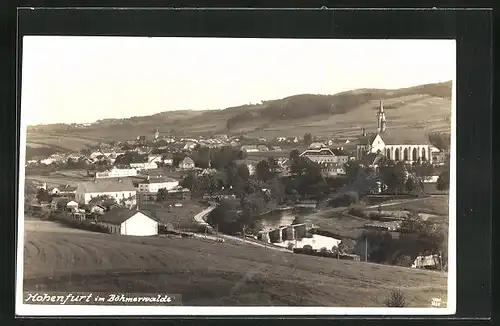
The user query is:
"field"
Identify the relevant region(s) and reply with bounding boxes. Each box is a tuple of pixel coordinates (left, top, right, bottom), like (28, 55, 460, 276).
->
(383, 196, 449, 216)
(25, 170, 91, 188)
(22, 220, 448, 307)
(26, 132, 104, 152)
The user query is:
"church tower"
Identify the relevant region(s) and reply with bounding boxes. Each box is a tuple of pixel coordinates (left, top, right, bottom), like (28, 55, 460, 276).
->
(154, 126, 160, 141)
(377, 100, 387, 133)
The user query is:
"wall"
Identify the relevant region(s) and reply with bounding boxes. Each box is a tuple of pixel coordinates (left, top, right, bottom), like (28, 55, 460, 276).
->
(120, 212, 158, 236)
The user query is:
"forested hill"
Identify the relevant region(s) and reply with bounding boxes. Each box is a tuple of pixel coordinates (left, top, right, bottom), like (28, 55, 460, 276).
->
(27, 81, 452, 143)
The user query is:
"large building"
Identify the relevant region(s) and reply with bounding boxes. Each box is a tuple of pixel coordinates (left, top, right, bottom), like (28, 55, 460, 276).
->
(75, 178, 137, 204)
(95, 167, 138, 179)
(137, 176, 179, 193)
(356, 101, 435, 164)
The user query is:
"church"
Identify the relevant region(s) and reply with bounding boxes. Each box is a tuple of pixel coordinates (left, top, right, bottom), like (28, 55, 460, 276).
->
(356, 101, 435, 164)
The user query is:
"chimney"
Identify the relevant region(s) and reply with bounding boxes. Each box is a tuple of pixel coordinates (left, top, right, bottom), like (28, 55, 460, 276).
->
(362, 128, 366, 136)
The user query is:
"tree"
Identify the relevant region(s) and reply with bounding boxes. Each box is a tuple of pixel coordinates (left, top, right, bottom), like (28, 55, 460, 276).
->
(380, 161, 407, 194)
(36, 188, 52, 203)
(405, 177, 415, 193)
(157, 188, 168, 202)
(89, 195, 116, 206)
(289, 149, 300, 161)
(303, 245, 313, 252)
(256, 160, 271, 182)
(172, 152, 187, 168)
(436, 171, 450, 191)
(344, 161, 361, 182)
(385, 289, 407, 307)
(303, 133, 313, 146)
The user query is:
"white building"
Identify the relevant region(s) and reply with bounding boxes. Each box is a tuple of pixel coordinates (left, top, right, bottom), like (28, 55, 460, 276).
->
(98, 208, 159, 236)
(300, 148, 349, 165)
(178, 157, 195, 170)
(130, 162, 158, 170)
(147, 155, 163, 164)
(356, 101, 434, 164)
(137, 177, 179, 193)
(95, 167, 138, 179)
(274, 234, 342, 251)
(75, 178, 137, 204)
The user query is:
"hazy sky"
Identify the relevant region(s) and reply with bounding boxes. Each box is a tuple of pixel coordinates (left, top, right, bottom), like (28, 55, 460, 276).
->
(21, 37, 455, 125)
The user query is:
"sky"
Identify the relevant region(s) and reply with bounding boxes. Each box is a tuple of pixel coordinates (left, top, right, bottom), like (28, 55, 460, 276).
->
(21, 37, 455, 126)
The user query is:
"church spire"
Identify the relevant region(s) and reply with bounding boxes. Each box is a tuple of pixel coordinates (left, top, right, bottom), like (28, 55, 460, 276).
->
(377, 100, 387, 133)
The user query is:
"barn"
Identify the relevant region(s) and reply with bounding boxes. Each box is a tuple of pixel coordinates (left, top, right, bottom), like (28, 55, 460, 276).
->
(98, 208, 159, 236)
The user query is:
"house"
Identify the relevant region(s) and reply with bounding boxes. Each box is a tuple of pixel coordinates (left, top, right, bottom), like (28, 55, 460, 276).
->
(309, 142, 326, 149)
(95, 167, 138, 179)
(49, 187, 60, 195)
(147, 155, 163, 164)
(178, 157, 195, 170)
(54, 184, 78, 197)
(90, 204, 107, 215)
(137, 176, 180, 193)
(75, 178, 137, 205)
(240, 145, 259, 153)
(257, 145, 269, 152)
(411, 254, 441, 270)
(130, 162, 158, 170)
(271, 146, 282, 151)
(98, 208, 159, 236)
(51, 197, 79, 212)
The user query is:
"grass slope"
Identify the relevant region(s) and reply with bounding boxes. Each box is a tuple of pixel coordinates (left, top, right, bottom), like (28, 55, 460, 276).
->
(23, 221, 447, 307)
(26, 81, 452, 148)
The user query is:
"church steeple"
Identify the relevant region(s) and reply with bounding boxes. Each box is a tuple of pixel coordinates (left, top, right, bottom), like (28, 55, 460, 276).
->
(377, 100, 387, 133)
(154, 126, 160, 140)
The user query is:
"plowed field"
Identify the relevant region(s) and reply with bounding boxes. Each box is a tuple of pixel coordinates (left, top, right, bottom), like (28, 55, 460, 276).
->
(22, 220, 448, 307)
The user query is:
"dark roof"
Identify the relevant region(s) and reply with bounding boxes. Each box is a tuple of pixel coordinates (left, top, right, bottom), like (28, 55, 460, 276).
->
(139, 177, 178, 184)
(98, 208, 156, 225)
(52, 197, 71, 205)
(378, 131, 430, 145)
(77, 178, 135, 193)
(358, 134, 378, 146)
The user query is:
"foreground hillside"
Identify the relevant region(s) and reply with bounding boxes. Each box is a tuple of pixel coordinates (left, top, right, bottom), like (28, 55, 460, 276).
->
(23, 221, 447, 307)
(25, 81, 452, 151)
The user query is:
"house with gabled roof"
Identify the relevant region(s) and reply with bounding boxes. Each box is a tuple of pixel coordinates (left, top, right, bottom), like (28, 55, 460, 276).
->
(97, 207, 159, 236)
(75, 178, 136, 205)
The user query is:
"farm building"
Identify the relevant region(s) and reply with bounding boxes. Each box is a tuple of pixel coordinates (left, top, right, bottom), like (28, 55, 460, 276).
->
(130, 162, 158, 170)
(51, 197, 79, 212)
(98, 208, 159, 236)
(75, 178, 136, 205)
(95, 167, 138, 179)
(137, 176, 179, 193)
(178, 157, 195, 170)
(411, 254, 441, 270)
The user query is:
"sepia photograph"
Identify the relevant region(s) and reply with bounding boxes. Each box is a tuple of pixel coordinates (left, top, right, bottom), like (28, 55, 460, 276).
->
(16, 36, 456, 315)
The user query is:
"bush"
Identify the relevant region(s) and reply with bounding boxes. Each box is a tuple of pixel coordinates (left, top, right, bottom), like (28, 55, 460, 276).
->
(303, 245, 313, 252)
(385, 289, 407, 307)
(367, 212, 384, 220)
(328, 191, 359, 208)
(348, 204, 366, 218)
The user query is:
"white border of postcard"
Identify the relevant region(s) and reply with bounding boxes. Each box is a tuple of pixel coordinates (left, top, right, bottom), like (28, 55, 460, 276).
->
(15, 37, 456, 316)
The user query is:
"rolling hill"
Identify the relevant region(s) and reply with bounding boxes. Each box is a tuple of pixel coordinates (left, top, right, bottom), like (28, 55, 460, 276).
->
(23, 221, 448, 307)
(25, 81, 452, 152)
